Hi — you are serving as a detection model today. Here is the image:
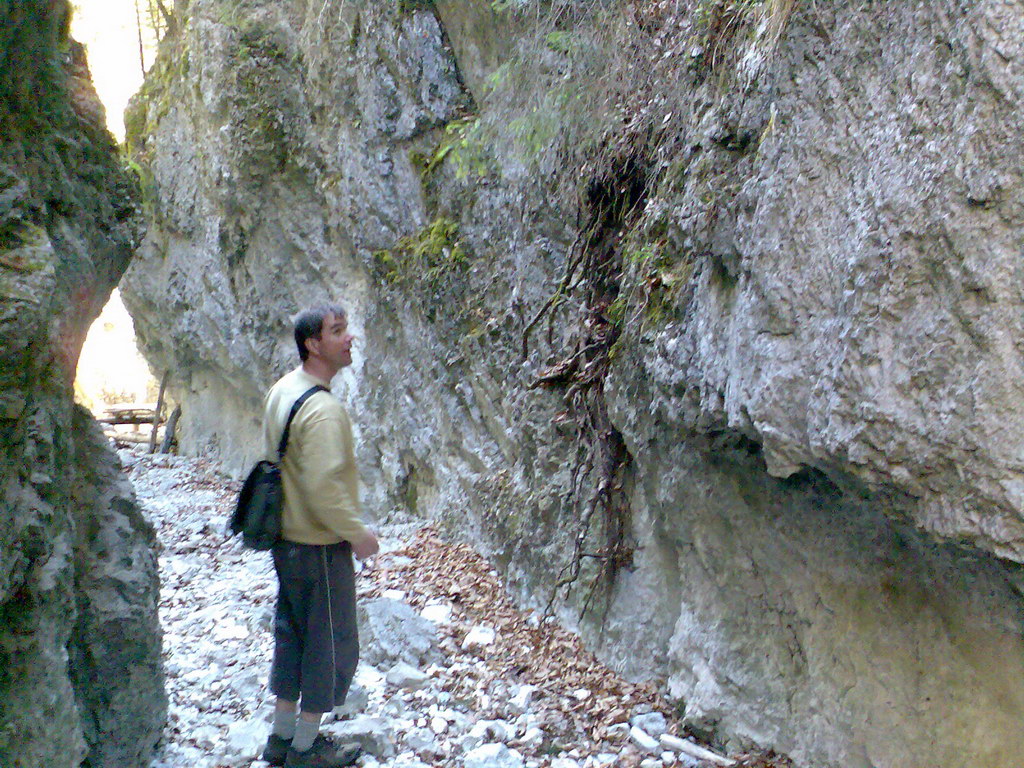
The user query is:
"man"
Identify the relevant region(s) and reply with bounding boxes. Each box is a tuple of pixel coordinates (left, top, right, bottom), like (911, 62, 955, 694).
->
(261, 303, 379, 768)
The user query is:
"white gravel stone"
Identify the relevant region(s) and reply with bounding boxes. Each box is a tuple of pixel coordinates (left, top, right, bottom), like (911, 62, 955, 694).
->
(331, 715, 394, 759)
(462, 624, 496, 649)
(359, 598, 440, 667)
(520, 726, 545, 748)
(510, 684, 538, 713)
(387, 662, 429, 690)
(403, 726, 437, 752)
(333, 681, 370, 719)
(222, 717, 265, 762)
(462, 718, 514, 751)
(606, 722, 630, 737)
(420, 602, 453, 623)
(464, 742, 525, 768)
(631, 726, 661, 753)
(392, 755, 431, 768)
(631, 711, 668, 737)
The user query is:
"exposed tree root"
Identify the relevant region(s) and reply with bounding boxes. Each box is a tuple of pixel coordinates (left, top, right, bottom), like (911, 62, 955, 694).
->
(529, 146, 654, 622)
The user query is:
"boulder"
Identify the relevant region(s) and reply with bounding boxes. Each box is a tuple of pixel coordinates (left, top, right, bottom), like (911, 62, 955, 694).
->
(358, 598, 440, 668)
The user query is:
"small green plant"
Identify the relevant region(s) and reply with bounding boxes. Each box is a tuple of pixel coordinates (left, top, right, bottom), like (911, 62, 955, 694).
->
(371, 250, 399, 284)
(605, 296, 627, 326)
(508, 104, 560, 160)
(696, 0, 798, 71)
(544, 31, 575, 54)
(124, 157, 158, 219)
(484, 62, 511, 95)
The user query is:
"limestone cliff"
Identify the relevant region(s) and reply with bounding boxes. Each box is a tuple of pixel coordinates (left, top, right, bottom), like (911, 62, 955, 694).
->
(121, 1, 1024, 766)
(0, 2, 165, 765)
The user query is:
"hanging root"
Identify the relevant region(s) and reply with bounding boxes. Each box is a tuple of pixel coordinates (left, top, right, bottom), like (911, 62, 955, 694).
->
(532, 147, 652, 623)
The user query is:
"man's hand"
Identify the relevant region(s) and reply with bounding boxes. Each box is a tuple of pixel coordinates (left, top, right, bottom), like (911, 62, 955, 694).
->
(352, 530, 379, 560)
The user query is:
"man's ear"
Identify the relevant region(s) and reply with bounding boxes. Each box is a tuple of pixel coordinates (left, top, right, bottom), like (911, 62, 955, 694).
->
(305, 335, 320, 358)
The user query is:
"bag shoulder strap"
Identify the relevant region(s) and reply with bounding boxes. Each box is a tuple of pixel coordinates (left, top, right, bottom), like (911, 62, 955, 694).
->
(276, 385, 329, 461)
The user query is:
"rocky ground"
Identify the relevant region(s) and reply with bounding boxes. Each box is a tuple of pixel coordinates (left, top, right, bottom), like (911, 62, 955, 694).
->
(122, 449, 775, 768)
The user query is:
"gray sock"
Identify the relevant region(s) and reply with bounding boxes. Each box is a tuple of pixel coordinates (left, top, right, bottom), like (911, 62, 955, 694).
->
(292, 715, 322, 752)
(272, 708, 296, 741)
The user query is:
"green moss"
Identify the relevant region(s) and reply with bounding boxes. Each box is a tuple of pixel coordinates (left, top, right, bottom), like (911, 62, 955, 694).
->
(398, 217, 466, 269)
(123, 98, 148, 149)
(397, 0, 434, 12)
(417, 116, 488, 181)
(228, 23, 296, 173)
(0, 222, 48, 257)
(0, 222, 53, 302)
(123, 42, 190, 163)
(214, 1, 249, 30)
(484, 62, 511, 95)
(373, 218, 469, 290)
(348, 11, 362, 53)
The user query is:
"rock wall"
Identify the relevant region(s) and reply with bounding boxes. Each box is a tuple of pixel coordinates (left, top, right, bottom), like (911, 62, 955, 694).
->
(0, 2, 165, 766)
(121, 1, 1024, 766)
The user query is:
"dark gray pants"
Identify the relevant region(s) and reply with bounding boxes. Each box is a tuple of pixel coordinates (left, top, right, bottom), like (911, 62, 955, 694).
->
(269, 540, 358, 713)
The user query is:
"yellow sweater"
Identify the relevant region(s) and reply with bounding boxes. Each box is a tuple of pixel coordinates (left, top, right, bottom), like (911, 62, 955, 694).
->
(262, 367, 368, 545)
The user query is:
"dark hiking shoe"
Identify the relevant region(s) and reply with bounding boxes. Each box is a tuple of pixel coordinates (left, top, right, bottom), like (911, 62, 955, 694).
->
(284, 734, 363, 768)
(262, 733, 292, 766)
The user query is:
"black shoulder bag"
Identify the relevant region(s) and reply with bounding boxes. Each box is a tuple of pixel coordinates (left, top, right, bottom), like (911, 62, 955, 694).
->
(229, 384, 328, 550)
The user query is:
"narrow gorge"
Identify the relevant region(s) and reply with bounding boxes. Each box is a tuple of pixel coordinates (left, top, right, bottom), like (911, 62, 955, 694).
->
(0, 2, 165, 766)
(4, 1, 1024, 767)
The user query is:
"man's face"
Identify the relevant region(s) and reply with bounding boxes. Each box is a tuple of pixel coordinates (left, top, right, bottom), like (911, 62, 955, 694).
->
(310, 313, 354, 370)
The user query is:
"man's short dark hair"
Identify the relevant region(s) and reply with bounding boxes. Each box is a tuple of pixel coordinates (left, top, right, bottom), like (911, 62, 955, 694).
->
(294, 303, 347, 361)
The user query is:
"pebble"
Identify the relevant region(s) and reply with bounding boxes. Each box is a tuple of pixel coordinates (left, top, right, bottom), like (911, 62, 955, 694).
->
(520, 725, 545, 748)
(403, 726, 437, 752)
(464, 742, 525, 768)
(462, 624, 497, 649)
(631, 711, 669, 737)
(630, 725, 661, 753)
(420, 602, 453, 623)
(333, 715, 394, 758)
(332, 680, 369, 719)
(386, 662, 430, 690)
(606, 722, 630, 737)
(510, 683, 539, 712)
